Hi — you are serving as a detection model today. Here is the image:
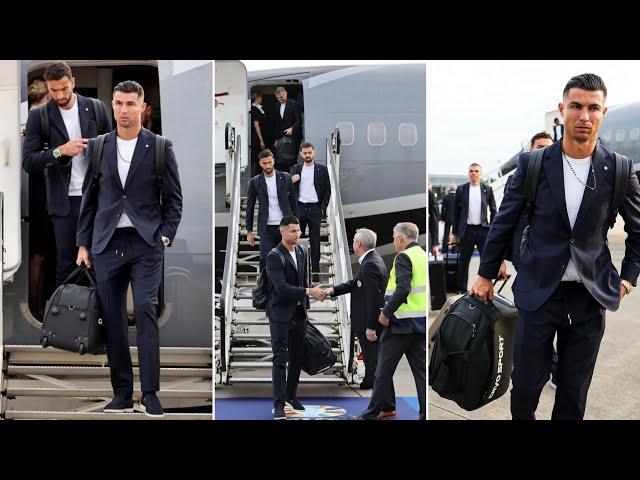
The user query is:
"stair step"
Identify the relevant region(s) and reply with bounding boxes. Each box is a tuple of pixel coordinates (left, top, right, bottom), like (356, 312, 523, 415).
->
(3, 411, 211, 420)
(233, 306, 337, 313)
(230, 377, 345, 385)
(4, 388, 212, 399)
(238, 250, 333, 256)
(237, 260, 333, 266)
(236, 272, 334, 277)
(231, 347, 342, 354)
(4, 345, 212, 355)
(230, 361, 344, 369)
(6, 366, 211, 377)
(232, 319, 339, 326)
(234, 294, 336, 301)
(232, 333, 339, 340)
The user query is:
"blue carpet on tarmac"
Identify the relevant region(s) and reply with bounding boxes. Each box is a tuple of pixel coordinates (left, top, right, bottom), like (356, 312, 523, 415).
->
(216, 397, 420, 420)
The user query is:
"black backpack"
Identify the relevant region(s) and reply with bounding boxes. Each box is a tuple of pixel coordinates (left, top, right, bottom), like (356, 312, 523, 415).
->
(303, 322, 337, 375)
(276, 135, 296, 162)
(429, 283, 517, 411)
(38, 97, 107, 151)
(520, 147, 630, 256)
(252, 244, 309, 309)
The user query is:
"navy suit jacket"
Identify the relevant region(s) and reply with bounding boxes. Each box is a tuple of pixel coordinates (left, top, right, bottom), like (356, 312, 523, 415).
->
(452, 182, 496, 240)
(333, 250, 388, 334)
(266, 242, 310, 322)
(76, 128, 183, 254)
(274, 98, 301, 140)
(22, 94, 112, 216)
(478, 141, 640, 312)
(441, 191, 456, 224)
(291, 162, 331, 214)
(246, 171, 298, 235)
(428, 190, 439, 249)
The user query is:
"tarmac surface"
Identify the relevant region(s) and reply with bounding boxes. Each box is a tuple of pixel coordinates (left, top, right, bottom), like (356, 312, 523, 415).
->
(429, 217, 640, 420)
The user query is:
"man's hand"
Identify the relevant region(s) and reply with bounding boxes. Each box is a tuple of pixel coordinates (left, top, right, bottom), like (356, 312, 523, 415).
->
(323, 287, 334, 297)
(291, 174, 301, 183)
(365, 328, 378, 342)
(247, 231, 255, 247)
(620, 283, 629, 302)
(260, 141, 266, 150)
(308, 287, 327, 300)
(284, 127, 293, 136)
(76, 246, 91, 268)
(378, 313, 389, 327)
(470, 276, 494, 301)
(59, 139, 88, 157)
(431, 245, 439, 256)
(498, 261, 508, 280)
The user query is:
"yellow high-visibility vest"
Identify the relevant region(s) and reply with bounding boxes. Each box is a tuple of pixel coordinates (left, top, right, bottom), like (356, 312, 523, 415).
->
(385, 244, 427, 319)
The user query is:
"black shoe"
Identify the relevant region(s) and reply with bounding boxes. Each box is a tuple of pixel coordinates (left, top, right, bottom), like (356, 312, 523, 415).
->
(104, 396, 134, 413)
(136, 393, 165, 418)
(273, 405, 287, 420)
(359, 382, 373, 390)
(287, 398, 305, 411)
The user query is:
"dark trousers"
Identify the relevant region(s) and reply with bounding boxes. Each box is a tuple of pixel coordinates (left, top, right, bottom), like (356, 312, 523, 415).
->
(442, 221, 453, 253)
(93, 228, 164, 398)
(50, 196, 82, 287)
(259, 225, 282, 272)
(298, 201, 321, 274)
(363, 329, 427, 420)
(269, 306, 307, 408)
(458, 225, 489, 292)
(510, 282, 605, 420)
(356, 330, 379, 387)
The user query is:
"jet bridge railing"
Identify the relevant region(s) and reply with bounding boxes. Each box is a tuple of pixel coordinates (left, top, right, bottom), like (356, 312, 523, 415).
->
(326, 131, 354, 375)
(219, 127, 242, 383)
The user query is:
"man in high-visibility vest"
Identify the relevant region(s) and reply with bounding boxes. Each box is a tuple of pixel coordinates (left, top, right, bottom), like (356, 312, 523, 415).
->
(359, 222, 427, 420)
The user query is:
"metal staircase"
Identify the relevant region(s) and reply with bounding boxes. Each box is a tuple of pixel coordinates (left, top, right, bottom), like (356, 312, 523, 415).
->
(216, 129, 356, 386)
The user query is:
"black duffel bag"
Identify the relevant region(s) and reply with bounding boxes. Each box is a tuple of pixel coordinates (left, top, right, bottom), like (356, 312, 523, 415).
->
(41, 265, 106, 355)
(303, 322, 336, 375)
(429, 279, 517, 411)
(276, 135, 296, 163)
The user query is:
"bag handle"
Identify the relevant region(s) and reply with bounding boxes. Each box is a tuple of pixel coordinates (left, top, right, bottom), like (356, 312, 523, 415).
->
(492, 274, 512, 294)
(61, 264, 97, 289)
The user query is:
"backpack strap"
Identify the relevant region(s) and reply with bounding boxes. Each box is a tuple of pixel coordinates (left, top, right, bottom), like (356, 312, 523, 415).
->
(611, 152, 631, 228)
(270, 247, 286, 267)
(38, 104, 50, 150)
(90, 98, 106, 134)
(91, 134, 108, 186)
(155, 135, 166, 208)
(524, 147, 545, 218)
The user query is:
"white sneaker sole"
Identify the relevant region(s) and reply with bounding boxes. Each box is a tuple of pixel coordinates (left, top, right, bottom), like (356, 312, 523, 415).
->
(104, 407, 134, 413)
(134, 403, 165, 418)
(272, 408, 287, 420)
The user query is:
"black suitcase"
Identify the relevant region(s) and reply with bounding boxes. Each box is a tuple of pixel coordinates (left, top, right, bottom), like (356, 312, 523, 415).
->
(429, 258, 447, 310)
(41, 265, 106, 355)
(443, 247, 460, 293)
(429, 278, 517, 411)
(303, 322, 337, 375)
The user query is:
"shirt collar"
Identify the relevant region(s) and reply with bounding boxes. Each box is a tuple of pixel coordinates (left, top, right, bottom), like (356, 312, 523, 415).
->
(359, 249, 374, 264)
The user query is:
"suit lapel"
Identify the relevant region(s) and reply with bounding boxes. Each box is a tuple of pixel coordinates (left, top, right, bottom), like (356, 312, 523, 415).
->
(48, 100, 70, 142)
(480, 185, 487, 224)
(77, 95, 92, 138)
(259, 173, 268, 211)
(124, 129, 152, 189)
(296, 245, 304, 285)
(544, 143, 571, 230)
(573, 143, 605, 232)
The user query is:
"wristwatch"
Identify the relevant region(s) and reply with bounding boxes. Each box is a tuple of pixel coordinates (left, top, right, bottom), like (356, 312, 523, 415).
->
(52, 148, 61, 159)
(622, 280, 634, 294)
(161, 236, 170, 247)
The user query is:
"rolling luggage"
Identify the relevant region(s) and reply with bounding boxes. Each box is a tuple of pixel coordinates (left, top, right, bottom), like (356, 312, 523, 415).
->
(429, 277, 517, 411)
(302, 323, 336, 375)
(428, 257, 447, 310)
(443, 246, 460, 293)
(41, 265, 106, 355)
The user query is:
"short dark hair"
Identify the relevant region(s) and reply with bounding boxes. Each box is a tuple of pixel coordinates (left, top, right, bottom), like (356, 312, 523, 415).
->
(530, 131, 553, 148)
(280, 215, 299, 227)
(563, 73, 607, 100)
(258, 149, 274, 160)
(44, 62, 73, 81)
(469, 162, 482, 169)
(113, 80, 144, 100)
(299, 142, 314, 151)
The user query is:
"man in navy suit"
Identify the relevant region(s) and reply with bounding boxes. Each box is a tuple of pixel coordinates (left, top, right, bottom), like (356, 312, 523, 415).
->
(451, 163, 497, 292)
(471, 73, 640, 420)
(440, 184, 457, 253)
(266, 216, 327, 420)
(291, 142, 331, 282)
(76, 80, 182, 417)
(553, 117, 564, 142)
(246, 150, 299, 272)
(23, 61, 111, 287)
(273, 86, 302, 171)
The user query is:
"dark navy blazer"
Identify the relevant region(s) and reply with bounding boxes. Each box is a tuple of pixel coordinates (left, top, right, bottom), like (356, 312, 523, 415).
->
(266, 242, 310, 322)
(452, 181, 496, 240)
(291, 162, 331, 214)
(76, 128, 183, 255)
(478, 141, 640, 312)
(246, 171, 298, 235)
(22, 95, 112, 216)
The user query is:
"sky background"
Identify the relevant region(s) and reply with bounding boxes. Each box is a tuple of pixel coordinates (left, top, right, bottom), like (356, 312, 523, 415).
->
(428, 60, 640, 175)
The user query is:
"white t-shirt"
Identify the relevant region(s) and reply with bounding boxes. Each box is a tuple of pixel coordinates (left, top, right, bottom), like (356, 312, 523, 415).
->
(289, 250, 298, 270)
(59, 96, 85, 196)
(467, 184, 482, 225)
(561, 154, 592, 281)
(554, 124, 563, 139)
(265, 174, 283, 225)
(116, 136, 138, 228)
(280, 102, 286, 119)
(299, 162, 319, 203)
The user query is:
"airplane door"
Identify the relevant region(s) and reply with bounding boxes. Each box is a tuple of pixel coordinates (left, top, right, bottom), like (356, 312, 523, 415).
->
(215, 61, 248, 201)
(0, 61, 22, 280)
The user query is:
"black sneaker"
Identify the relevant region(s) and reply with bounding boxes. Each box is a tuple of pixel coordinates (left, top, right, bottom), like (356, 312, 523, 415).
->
(312, 273, 320, 284)
(273, 405, 287, 420)
(287, 398, 305, 411)
(136, 393, 165, 418)
(104, 396, 134, 413)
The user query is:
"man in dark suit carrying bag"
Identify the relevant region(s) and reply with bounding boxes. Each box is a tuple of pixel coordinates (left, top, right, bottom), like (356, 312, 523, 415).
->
(273, 86, 302, 171)
(326, 228, 388, 390)
(76, 80, 183, 417)
(470, 73, 640, 420)
(266, 216, 327, 420)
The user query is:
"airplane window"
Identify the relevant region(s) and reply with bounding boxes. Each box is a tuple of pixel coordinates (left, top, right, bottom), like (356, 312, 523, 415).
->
(367, 123, 386, 146)
(631, 128, 640, 141)
(616, 129, 625, 142)
(601, 130, 611, 142)
(398, 123, 417, 147)
(336, 122, 354, 145)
